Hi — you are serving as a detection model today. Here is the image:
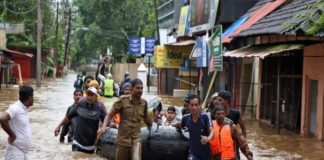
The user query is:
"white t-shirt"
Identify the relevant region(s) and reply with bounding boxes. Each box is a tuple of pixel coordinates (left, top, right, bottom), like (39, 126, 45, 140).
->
(5, 100, 32, 153)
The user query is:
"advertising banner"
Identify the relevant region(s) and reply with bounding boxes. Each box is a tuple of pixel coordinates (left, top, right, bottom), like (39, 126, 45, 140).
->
(195, 37, 209, 67)
(178, 6, 189, 37)
(208, 25, 222, 72)
(190, 0, 219, 34)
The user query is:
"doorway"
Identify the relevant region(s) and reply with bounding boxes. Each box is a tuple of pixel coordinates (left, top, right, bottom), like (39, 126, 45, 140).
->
(309, 79, 318, 137)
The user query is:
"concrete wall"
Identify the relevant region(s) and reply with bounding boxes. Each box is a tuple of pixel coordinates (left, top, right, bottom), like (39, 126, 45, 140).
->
(301, 43, 324, 140)
(0, 29, 6, 49)
(112, 63, 140, 83)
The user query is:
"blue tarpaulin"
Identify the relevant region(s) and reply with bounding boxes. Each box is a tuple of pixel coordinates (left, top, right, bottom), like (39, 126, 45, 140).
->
(222, 14, 249, 40)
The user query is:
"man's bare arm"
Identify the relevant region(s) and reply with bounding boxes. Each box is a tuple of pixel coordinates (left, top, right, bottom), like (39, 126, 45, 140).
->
(238, 117, 246, 138)
(101, 111, 117, 131)
(232, 125, 253, 160)
(0, 112, 16, 143)
(54, 116, 70, 136)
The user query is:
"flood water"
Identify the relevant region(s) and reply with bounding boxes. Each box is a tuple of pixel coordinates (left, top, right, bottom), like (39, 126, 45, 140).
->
(1, 73, 324, 160)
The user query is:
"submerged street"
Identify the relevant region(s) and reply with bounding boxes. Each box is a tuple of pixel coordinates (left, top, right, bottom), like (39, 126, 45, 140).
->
(1, 73, 324, 160)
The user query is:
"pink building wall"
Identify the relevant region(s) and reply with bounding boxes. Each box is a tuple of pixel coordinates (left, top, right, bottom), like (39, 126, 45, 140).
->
(301, 43, 324, 140)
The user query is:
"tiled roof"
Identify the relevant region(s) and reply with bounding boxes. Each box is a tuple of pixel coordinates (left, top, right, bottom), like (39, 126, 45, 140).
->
(237, 0, 322, 37)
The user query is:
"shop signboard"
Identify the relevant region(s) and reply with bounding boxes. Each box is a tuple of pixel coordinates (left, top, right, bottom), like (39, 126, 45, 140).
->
(154, 45, 190, 68)
(208, 25, 222, 71)
(129, 37, 155, 54)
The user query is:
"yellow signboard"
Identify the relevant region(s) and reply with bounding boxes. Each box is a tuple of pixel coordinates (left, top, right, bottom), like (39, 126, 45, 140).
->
(154, 45, 165, 68)
(154, 45, 192, 68)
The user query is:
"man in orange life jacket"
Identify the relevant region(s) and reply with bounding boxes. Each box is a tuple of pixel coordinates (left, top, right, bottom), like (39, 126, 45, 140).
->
(209, 104, 253, 160)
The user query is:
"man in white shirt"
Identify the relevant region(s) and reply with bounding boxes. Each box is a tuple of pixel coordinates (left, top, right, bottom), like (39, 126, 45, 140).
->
(0, 85, 34, 160)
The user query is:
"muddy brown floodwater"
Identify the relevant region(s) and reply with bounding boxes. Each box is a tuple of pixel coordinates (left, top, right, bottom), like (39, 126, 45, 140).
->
(0, 73, 324, 160)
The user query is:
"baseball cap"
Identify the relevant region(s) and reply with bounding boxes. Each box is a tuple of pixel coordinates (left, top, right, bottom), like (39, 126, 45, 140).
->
(87, 87, 98, 95)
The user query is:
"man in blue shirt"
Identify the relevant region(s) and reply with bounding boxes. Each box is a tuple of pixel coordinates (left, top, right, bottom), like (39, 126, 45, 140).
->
(179, 94, 214, 160)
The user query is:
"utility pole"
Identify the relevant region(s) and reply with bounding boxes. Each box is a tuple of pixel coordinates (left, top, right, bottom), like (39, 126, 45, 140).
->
(54, 1, 59, 77)
(63, 7, 72, 67)
(153, 0, 160, 45)
(36, 0, 41, 87)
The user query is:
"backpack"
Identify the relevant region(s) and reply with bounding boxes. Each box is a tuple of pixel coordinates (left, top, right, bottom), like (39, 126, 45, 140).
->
(73, 74, 83, 89)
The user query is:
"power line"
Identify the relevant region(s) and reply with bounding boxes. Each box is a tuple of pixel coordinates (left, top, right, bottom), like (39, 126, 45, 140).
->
(0, 4, 37, 14)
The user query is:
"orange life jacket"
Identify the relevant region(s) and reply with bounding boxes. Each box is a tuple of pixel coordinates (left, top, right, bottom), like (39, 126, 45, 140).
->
(210, 120, 235, 160)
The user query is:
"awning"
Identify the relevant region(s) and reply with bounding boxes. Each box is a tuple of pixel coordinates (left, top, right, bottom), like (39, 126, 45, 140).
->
(1, 49, 33, 58)
(223, 44, 304, 59)
(164, 40, 195, 46)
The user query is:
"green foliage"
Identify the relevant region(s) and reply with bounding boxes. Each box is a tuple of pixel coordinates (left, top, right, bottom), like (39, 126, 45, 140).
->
(72, 0, 156, 65)
(307, 13, 324, 35)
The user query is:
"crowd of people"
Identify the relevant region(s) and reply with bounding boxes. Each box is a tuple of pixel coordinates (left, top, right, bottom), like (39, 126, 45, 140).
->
(0, 66, 253, 160)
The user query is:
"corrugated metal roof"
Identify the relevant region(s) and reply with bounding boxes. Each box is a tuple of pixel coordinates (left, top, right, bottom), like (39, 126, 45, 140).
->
(237, 0, 320, 37)
(223, 0, 287, 43)
(2, 49, 34, 58)
(222, 14, 249, 40)
(223, 43, 304, 59)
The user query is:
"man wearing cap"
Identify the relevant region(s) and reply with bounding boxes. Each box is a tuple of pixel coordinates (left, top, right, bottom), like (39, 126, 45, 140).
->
(120, 82, 132, 96)
(99, 78, 152, 160)
(88, 80, 103, 102)
(54, 87, 106, 154)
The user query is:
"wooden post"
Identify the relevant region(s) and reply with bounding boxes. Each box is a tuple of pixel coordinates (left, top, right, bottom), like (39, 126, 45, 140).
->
(277, 58, 281, 134)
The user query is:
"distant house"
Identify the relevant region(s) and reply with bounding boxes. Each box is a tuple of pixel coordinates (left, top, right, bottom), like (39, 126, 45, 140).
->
(223, 0, 324, 139)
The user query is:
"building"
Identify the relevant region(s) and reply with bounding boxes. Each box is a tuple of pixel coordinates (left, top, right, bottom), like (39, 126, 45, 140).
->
(223, 0, 324, 139)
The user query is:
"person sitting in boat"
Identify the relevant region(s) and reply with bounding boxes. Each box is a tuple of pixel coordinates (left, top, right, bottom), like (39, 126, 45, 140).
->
(162, 106, 180, 126)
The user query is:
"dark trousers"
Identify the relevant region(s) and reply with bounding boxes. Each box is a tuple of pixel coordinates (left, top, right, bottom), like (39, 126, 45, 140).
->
(72, 144, 94, 154)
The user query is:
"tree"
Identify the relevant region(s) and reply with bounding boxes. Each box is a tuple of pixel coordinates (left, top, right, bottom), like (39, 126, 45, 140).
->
(71, 0, 157, 65)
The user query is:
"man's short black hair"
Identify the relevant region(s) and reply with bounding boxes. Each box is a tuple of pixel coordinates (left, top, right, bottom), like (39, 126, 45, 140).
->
(167, 106, 176, 113)
(131, 78, 143, 87)
(84, 75, 94, 82)
(74, 88, 83, 95)
(211, 104, 225, 119)
(188, 94, 200, 104)
(19, 85, 33, 102)
(218, 90, 231, 102)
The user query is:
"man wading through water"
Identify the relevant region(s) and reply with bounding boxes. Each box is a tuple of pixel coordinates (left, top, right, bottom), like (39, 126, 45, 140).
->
(98, 78, 152, 160)
(0, 85, 34, 160)
(54, 87, 106, 154)
(177, 94, 214, 160)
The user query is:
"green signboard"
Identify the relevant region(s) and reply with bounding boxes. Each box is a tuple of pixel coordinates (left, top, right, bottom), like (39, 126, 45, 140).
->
(208, 25, 222, 71)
